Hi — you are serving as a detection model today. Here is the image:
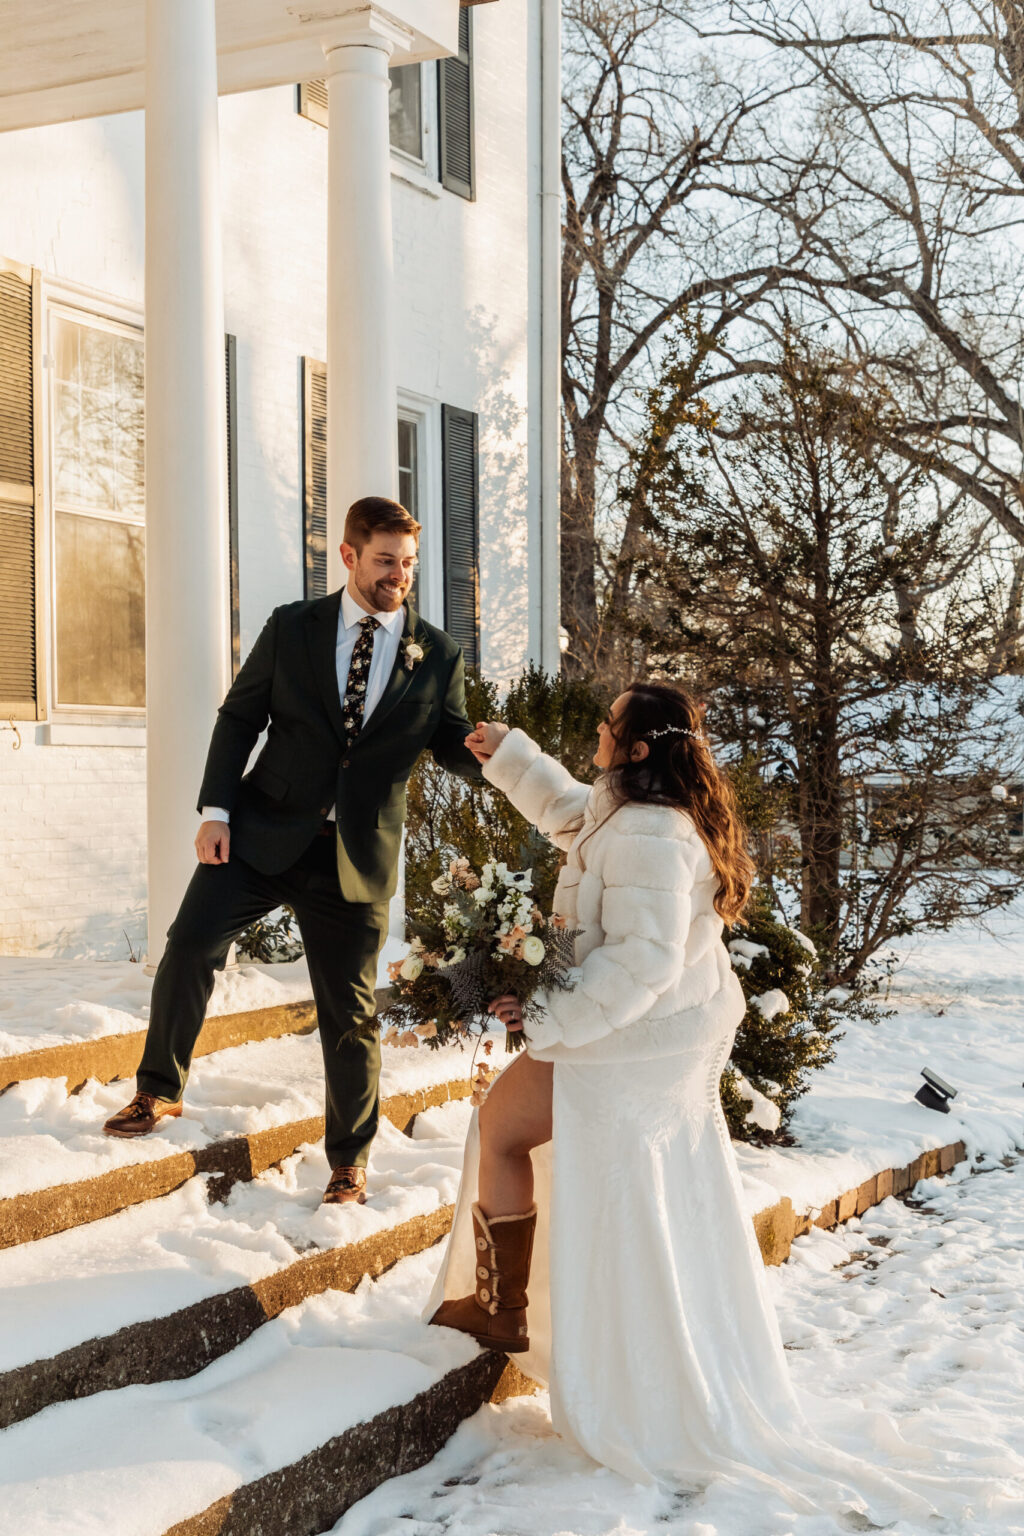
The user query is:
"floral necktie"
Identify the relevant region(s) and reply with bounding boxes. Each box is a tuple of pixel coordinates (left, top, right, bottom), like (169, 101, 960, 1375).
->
(340, 616, 380, 746)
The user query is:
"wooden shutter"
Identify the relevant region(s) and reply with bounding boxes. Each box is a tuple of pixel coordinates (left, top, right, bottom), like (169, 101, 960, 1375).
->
(225, 334, 240, 677)
(297, 80, 328, 128)
(302, 357, 328, 600)
(439, 7, 475, 200)
(442, 403, 480, 667)
(0, 258, 42, 719)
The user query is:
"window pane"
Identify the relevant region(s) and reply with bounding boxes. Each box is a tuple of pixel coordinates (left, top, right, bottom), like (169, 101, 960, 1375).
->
(397, 418, 419, 516)
(55, 511, 146, 707)
(52, 314, 144, 518)
(389, 64, 422, 160)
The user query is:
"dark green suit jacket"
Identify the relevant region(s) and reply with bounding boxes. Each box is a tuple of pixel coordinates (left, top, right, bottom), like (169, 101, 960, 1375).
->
(197, 592, 482, 902)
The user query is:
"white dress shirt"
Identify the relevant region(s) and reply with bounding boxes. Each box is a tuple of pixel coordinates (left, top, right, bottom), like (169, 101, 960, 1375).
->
(201, 585, 406, 825)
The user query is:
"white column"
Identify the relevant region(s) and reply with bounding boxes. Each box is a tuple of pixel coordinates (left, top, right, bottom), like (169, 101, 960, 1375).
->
(322, 15, 404, 590)
(144, 0, 229, 966)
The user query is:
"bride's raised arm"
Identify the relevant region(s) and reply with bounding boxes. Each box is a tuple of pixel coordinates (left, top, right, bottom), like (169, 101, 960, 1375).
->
(480, 727, 590, 852)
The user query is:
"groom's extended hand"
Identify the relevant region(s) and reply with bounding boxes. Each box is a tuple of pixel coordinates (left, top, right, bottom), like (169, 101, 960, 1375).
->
(465, 720, 510, 763)
(195, 819, 231, 865)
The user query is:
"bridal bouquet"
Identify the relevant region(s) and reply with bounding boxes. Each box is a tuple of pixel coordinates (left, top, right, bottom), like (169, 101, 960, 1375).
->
(379, 855, 580, 1055)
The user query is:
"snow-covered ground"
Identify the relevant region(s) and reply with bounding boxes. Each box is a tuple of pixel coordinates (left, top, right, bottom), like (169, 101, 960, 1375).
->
(336, 1158, 1024, 1536)
(0, 905, 1020, 1534)
(734, 900, 1023, 1217)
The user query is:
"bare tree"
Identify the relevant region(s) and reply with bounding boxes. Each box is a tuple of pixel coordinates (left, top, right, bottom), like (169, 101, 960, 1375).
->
(622, 339, 1024, 977)
(560, 0, 810, 674)
(695, 0, 1024, 557)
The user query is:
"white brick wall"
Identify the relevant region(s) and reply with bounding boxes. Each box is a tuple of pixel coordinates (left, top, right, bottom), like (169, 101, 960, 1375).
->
(0, 0, 547, 957)
(0, 733, 147, 957)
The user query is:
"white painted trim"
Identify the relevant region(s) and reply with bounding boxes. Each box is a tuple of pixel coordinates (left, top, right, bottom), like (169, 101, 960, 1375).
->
(539, 0, 562, 675)
(45, 723, 147, 747)
(390, 154, 441, 199)
(397, 389, 443, 628)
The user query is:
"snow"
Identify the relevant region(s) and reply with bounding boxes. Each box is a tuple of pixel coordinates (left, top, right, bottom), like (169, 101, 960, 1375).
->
(0, 936, 406, 1059)
(0, 1246, 478, 1536)
(749, 988, 790, 1020)
(734, 1073, 782, 1133)
(335, 1162, 1024, 1536)
(0, 1028, 477, 1200)
(727, 938, 769, 971)
(0, 903, 1022, 1533)
(732, 898, 1024, 1221)
(0, 1107, 469, 1374)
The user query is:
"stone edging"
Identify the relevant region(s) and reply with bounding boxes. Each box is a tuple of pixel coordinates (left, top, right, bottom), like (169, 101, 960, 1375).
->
(752, 1139, 967, 1266)
(0, 1078, 473, 1250)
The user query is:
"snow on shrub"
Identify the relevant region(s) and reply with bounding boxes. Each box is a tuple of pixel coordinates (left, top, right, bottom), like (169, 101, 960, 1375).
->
(720, 888, 851, 1144)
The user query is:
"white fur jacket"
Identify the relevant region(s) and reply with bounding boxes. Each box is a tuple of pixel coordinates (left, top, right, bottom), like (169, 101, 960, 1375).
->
(482, 729, 745, 1063)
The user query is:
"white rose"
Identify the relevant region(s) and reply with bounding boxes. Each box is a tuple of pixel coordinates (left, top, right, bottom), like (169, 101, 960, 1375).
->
(473, 886, 492, 904)
(521, 936, 546, 966)
(432, 874, 452, 895)
(399, 954, 424, 981)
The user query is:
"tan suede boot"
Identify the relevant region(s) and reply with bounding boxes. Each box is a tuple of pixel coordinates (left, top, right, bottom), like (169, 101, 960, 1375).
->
(430, 1203, 537, 1353)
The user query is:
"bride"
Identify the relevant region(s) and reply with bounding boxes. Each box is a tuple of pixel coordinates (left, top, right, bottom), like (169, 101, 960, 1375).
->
(426, 682, 953, 1524)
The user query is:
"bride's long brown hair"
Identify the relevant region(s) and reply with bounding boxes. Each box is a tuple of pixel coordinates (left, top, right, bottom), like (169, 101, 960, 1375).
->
(578, 682, 754, 924)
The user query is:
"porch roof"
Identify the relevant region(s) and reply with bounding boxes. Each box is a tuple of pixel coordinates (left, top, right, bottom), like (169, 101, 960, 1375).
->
(0, 0, 495, 134)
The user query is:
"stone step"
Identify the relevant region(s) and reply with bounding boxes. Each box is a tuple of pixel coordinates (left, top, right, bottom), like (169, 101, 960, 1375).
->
(0, 999, 319, 1095)
(0, 1027, 477, 1246)
(0, 1202, 455, 1431)
(0, 1242, 536, 1536)
(0, 1075, 471, 1250)
(0, 1101, 473, 1433)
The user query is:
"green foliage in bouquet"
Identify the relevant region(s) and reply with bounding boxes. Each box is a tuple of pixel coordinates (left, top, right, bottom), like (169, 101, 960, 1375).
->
(378, 855, 582, 1051)
(384, 665, 607, 1052)
(720, 886, 858, 1144)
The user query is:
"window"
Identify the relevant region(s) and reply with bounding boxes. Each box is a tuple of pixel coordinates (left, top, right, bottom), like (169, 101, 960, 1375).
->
(299, 65, 426, 165)
(50, 310, 146, 710)
(303, 360, 424, 606)
(389, 65, 423, 161)
(398, 417, 419, 518)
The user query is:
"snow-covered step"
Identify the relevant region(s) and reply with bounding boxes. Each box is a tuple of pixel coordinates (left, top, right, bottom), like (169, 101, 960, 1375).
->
(0, 1103, 472, 1431)
(0, 955, 327, 1092)
(0, 1031, 477, 1248)
(0, 1245, 535, 1536)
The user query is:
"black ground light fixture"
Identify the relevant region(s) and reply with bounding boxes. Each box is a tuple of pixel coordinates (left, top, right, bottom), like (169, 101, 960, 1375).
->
(914, 1067, 958, 1114)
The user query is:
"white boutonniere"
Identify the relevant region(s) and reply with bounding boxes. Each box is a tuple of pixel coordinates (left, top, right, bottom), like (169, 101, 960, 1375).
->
(403, 639, 425, 671)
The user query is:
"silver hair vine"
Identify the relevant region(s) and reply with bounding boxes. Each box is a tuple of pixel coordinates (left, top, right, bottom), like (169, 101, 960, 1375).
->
(645, 725, 709, 745)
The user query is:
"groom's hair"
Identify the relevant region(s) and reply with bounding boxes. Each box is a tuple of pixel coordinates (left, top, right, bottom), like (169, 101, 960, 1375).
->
(345, 496, 421, 552)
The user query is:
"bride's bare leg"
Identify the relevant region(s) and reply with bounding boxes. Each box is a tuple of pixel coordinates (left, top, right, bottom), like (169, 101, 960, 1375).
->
(477, 1051, 553, 1216)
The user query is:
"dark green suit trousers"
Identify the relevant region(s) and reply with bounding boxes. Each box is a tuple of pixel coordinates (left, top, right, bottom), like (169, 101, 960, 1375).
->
(137, 828, 389, 1168)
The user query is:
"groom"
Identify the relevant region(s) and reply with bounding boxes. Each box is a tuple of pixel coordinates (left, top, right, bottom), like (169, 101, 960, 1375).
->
(103, 496, 483, 1203)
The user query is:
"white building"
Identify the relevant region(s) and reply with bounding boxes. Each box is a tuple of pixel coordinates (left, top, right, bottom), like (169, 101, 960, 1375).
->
(0, 0, 561, 960)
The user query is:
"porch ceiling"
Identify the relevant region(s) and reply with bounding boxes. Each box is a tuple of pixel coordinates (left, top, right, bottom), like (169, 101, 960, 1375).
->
(0, 0, 495, 133)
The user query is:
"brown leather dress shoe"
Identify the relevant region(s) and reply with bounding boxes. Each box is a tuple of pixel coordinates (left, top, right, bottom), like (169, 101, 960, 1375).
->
(103, 1091, 183, 1138)
(322, 1165, 367, 1205)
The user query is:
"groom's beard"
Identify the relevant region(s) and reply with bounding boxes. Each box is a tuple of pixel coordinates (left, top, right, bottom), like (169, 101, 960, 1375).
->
(354, 571, 408, 613)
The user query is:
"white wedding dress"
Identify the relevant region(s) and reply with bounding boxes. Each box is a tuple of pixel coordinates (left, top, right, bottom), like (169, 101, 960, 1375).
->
(428, 731, 978, 1526)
